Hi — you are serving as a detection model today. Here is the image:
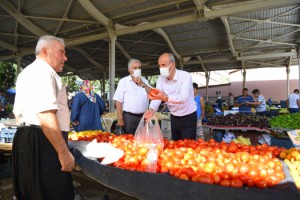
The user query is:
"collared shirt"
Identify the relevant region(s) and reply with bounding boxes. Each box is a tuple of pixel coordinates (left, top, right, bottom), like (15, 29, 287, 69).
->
(13, 59, 70, 132)
(113, 75, 150, 114)
(255, 95, 267, 112)
(288, 93, 300, 108)
(149, 69, 197, 116)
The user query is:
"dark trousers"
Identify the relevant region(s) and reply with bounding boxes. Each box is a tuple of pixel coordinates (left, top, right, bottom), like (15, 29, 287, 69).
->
(123, 111, 143, 134)
(12, 126, 74, 200)
(289, 108, 299, 113)
(171, 111, 197, 141)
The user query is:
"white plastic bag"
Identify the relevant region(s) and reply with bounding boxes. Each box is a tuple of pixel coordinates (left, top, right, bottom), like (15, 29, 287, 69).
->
(134, 115, 164, 149)
(84, 139, 124, 165)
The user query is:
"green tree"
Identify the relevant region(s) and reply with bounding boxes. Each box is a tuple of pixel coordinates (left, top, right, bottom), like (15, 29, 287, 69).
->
(0, 62, 16, 92)
(61, 75, 80, 93)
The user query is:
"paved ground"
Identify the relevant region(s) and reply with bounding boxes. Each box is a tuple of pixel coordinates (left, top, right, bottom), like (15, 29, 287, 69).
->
(0, 161, 138, 200)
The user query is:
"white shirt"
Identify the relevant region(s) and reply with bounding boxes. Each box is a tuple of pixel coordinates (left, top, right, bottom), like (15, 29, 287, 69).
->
(288, 93, 300, 108)
(13, 59, 70, 132)
(149, 69, 197, 116)
(113, 75, 150, 114)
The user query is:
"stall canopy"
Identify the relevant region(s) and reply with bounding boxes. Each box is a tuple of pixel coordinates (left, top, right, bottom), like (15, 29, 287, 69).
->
(0, 0, 299, 81)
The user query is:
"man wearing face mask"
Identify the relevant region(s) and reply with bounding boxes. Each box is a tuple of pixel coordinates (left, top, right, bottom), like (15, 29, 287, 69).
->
(113, 59, 151, 134)
(143, 53, 197, 140)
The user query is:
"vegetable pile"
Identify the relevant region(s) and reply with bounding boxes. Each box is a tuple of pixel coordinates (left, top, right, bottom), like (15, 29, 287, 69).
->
(208, 113, 270, 129)
(69, 132, 287, 189)
(269, 113, 300, 129)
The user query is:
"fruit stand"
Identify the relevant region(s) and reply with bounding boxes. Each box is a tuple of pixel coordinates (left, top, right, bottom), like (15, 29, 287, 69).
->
(70, 141, 300, 200)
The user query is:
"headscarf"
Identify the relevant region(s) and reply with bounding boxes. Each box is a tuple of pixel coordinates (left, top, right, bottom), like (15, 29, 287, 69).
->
(81, 80, 96, 103)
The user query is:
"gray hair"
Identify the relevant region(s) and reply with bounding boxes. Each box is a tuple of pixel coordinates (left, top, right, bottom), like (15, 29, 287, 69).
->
(128, 59, 141, 69)
(165, 52, 176, 63)
(35, 35, 65, 55)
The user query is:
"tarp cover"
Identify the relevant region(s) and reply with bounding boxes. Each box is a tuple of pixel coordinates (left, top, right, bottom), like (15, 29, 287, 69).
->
(70, 142, 300, 200)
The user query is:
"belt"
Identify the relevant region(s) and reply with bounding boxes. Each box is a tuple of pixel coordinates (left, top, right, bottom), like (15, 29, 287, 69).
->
(123, 111, 144, 117)
(171, 111, 196, 118)
(19, 122, 41, 128)
(20, 122, 68, 135)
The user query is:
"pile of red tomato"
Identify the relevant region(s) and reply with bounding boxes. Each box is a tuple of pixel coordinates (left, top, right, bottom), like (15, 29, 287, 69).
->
(70, 132, 287, 189)
(107, 134, 287, 189)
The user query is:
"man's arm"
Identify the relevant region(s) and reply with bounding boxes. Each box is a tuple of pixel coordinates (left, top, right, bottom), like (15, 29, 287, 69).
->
(115, 101, 124, 126)
(297, 99, 300, 109)
(37, 110, 74, 172)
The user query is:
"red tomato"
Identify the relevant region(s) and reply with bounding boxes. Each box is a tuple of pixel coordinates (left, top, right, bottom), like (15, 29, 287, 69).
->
(204, 162, 216, 174)
(197, 174, 213, 185)
(220, 179, 231, 187)
(247, 179, 254, 187)
(254, 179, 268, 189)
(150, 88, 159, 95)
(225, 163, 234, 174)
(259, 168, 268, 179)
(238, 163, 249, 175)
(231, 179, 243, 188)
(179, 173, 189, 181)
(213, 174, 221, 184)
(247, 166, 258, 179)
(240, 152, 250, 163)
(185, 167, 195, 178)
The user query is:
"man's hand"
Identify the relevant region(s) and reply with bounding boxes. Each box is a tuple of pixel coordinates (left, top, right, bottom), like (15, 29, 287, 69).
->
(59, 150, 75, 172)
(117, 118, 125, 126)
(148, 89, 168, 102)
(144, 109, 154, 122)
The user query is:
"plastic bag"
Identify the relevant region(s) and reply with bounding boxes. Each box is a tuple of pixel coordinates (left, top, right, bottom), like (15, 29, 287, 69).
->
(134, 115, 164, 150)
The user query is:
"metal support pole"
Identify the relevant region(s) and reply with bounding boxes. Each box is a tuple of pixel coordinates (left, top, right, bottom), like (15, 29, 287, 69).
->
(108, 21, 116, 112)
(205, 71, 210, 102)
(286, 66, 290, 96)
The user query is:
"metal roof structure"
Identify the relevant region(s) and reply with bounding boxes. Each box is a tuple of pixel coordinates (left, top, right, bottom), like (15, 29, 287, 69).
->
(0, 0, 299, 81)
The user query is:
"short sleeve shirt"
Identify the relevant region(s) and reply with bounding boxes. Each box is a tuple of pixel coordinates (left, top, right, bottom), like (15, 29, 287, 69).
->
(113, 75, 150, 114)
(256, 95, 267, 112)
(235, 95, 254, 112)
(13, 59, 70, 131)
(288, 93, 300, 108)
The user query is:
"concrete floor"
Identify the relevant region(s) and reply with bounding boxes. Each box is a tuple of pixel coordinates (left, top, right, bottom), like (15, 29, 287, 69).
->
(0, 166, 138, 200)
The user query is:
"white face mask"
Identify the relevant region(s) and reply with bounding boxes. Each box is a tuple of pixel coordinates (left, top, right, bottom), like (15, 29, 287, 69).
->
(160, 64, 173, 77)
(132, 69, 141, 78)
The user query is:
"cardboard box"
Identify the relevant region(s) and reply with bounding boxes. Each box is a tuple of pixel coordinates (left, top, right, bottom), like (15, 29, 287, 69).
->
(287, 129, 300, 149)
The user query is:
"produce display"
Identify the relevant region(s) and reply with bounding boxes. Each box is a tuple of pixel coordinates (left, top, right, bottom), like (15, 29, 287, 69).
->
(278, 108, 289, 114)
(270, 113, 300, 129)
(233, 135, 251, 145)
(207, 113, 270, 129)
(69, 131, 289, 189)
(280, 148, 300, 189)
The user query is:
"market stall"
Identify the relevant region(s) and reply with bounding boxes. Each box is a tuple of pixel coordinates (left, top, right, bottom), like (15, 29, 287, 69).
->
(70, 142, 300, 200)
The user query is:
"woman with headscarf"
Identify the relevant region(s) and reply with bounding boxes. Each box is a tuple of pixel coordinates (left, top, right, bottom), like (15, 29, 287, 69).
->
(71, 80, 106, 132)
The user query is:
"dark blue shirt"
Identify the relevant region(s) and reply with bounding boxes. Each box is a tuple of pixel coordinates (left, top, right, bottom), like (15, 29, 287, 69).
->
(235, 95, 254, 112)
(71, 92, 106, 132)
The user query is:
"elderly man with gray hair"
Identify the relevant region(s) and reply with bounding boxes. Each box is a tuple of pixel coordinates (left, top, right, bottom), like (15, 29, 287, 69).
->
(113, 59, 151, 134)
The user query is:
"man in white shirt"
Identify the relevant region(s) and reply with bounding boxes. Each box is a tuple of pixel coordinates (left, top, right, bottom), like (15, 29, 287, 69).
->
(113, 59, 151, 134)
(287, 89, 300, 113)
(13, 35, 74, 200)
(143, 53, 197, 140)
